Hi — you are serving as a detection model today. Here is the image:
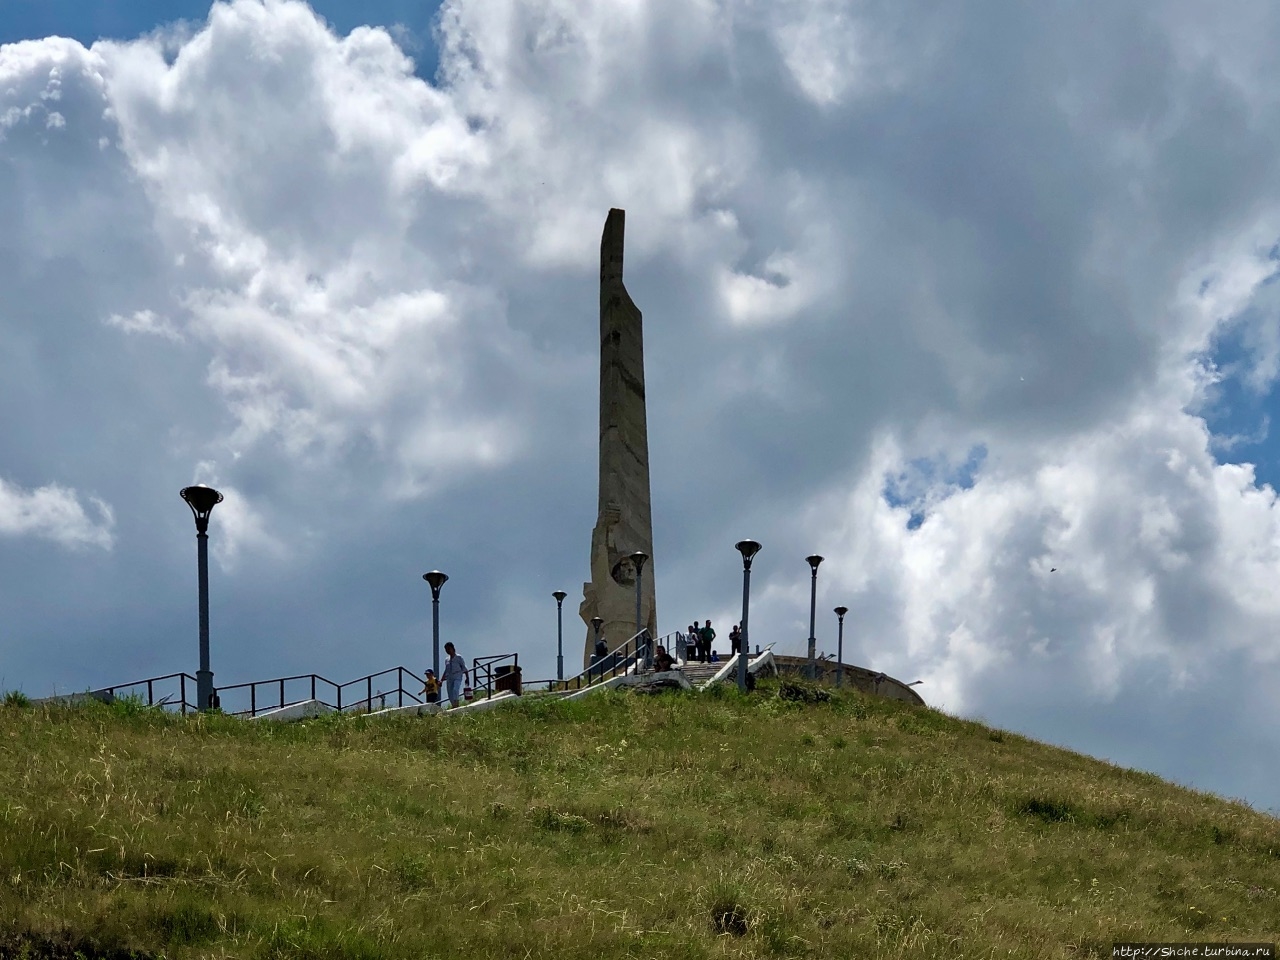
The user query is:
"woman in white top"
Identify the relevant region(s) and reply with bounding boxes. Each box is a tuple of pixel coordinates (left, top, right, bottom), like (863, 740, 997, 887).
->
(442, 642, 469, 708)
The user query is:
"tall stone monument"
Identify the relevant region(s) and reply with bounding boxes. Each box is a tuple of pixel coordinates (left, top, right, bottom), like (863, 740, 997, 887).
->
(580, 209, 657, 663)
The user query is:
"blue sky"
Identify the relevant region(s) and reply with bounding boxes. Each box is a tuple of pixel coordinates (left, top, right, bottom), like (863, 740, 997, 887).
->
(1199, 289, 1280, 484)
(0, 0, 444, 74)
(4, 0, 1280, 816)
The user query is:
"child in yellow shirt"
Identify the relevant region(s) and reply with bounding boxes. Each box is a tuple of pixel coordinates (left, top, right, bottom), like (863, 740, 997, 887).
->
(422, 669, 440, 704)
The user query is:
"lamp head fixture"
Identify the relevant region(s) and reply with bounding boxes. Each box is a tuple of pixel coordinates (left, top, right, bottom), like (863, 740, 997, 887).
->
(180, 485, 224, 534)
(735, 539, 762, 569)
(422, 570, 449, 598)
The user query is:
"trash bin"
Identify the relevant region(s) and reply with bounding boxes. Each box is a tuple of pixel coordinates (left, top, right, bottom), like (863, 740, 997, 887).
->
(494, 665, 523, 696)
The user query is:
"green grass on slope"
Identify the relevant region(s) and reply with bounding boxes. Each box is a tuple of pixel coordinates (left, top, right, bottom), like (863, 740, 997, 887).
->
(0, 679, 1277, 959)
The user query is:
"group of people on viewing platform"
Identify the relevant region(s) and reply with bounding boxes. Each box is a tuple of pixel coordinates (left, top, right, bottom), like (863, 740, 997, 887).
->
(675, 619, 747, 665)
(677, 620, 715, 662)
(672, 620, 744, 664)
(657, 619, 749, 672)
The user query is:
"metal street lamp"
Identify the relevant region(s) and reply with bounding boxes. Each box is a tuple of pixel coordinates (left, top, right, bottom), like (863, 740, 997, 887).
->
(553, 590, 567, 681)
(180, 484, 224, 712)
(805, 555, 824, 680)
(629, 551, 649, 666)
(422, 570, 449, 678)
(735, 539, 762, 693)
(833, 606, 848, 688)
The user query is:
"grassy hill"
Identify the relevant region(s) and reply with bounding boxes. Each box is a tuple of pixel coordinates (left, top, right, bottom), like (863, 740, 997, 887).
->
(1, 679, 1277, 959)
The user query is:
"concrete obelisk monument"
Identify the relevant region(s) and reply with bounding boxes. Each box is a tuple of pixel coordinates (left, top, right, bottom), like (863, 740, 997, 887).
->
(580, 209, 657, 662)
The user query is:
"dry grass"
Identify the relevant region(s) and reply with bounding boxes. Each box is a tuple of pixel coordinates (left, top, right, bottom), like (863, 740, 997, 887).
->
(0, 679, 1277, 958)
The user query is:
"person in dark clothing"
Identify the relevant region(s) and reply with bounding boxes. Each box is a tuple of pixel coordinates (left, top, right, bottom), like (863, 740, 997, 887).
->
(590, 635, 610, 681)
(729, 624, 742, 655)
(699, 620, 716, 661)
(688, 623, 703, 662)
(653, 645, 675, 673)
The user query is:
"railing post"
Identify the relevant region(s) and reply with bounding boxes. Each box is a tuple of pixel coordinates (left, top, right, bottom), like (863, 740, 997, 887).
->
(147, 679, 154, 706)
(251, 684, 256, 717)
(180, 674, 187, 715)
(279, 678, 285, 709)
(311, 675, 316, 701)
(367, 677, 372, 712)
(398, 668, 404, 707)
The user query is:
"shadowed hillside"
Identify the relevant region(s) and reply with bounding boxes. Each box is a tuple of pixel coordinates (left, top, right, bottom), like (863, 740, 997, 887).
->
(0, 680, 1276, 958)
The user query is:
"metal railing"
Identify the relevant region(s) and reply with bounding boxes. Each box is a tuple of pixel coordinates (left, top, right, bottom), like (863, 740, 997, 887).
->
(548, 629, 649, 692)
(79, 672, 199, 713)
(214, 666, 427, 717)
(61, 633, 707, 717)
(72, 658, 541, 719)
(64, 667, 430, 718)
(523, 630, 689, 693)
(472, 653, 520, 700)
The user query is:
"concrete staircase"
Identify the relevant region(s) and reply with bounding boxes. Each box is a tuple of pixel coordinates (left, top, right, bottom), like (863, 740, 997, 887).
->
(678, 661, 725, 689)
(675, 649, 778, 690)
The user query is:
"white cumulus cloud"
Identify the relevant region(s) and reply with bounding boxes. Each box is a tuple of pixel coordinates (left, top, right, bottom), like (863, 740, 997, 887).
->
(0, 478, 114, 549)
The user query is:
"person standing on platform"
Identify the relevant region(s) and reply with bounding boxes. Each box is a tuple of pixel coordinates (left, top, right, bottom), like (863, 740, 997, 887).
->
(442, 642, 469, 708)
(699, 619, 716, 662)
(729, 624, 742, 656)
(690, 622, 706, 662)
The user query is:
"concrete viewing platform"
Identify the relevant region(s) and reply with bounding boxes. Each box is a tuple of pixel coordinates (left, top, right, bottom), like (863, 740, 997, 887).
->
(240, 647, 923, 721)
(59, 647, 921, 723)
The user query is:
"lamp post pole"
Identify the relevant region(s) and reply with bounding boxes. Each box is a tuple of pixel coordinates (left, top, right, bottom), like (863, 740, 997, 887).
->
(553, 590, 567, 681)
(805, 555, 824, 680)
(834, 606, 848, 688)
(735, 540, 762, 694)
(180, 485, 224, 712)
(629, 551, 649, 666)
(422, 571, 449, 678)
